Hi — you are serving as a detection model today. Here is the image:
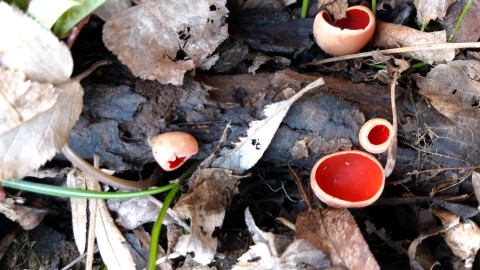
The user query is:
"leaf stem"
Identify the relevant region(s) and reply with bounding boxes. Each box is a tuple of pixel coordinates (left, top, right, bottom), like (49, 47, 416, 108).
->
(1, 180, 175, 199)
(62, 145, 158, 189)
(148, 184, 180, 270)
(301, 0, 309, 19)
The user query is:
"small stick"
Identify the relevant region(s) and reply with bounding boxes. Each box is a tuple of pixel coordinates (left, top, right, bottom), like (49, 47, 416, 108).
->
(384, 72, 399, 177)
(62, 145, 159, 189)
(306, 42, 480, 66)
(288, 165, 315, 210)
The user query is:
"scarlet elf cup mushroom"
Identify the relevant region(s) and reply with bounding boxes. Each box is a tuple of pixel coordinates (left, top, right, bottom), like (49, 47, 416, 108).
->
(310, 150, 385, 208)
(150, 131, 199, 171)
(358, 118, 394, 154)
(313, 5, 376, 56)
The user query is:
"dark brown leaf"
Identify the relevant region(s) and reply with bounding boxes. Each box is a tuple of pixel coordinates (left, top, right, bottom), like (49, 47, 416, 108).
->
(296, 208, 380, 270)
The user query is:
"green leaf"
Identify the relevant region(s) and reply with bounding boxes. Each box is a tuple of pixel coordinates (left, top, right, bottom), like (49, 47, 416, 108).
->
(27, 0, 79, 29)
(4, 0, 29, 10)
(52, 0, 106, 38)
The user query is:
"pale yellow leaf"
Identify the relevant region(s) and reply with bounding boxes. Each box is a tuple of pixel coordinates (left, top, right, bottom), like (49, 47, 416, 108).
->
(87, 179, 136, 270)
(0, 2, 73, 84)
(67, 168, 88, 255)
(103, 0, 228, 85)
(0, 70, 83, 180)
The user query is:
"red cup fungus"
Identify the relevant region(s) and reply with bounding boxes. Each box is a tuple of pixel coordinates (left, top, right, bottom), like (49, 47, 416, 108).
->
(150, 131, 199, 171)
(310, 150, 385, 208)
(358, 118, 394, 154)
(313, 5, 376, 56)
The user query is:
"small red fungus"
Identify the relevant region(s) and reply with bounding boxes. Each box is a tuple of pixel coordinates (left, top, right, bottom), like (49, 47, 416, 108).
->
(359, 118, 394, 154)
(150, 131, 199, 171)
(313, 5, 376, 56)
(310, 150, 384, 208)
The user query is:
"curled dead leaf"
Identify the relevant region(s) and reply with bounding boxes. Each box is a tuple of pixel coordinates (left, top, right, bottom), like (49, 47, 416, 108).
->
(103, 0, 229, 85)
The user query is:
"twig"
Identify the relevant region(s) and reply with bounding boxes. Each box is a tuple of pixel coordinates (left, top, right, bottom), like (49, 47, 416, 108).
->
(288, 165, 314, 210)
(384, 72, 399, 177)
(374, 194, 470, 205)
(276, 217, 296, 231)
(306, 42, 480, 65)
(62, 145, 159, 189)
(60, 247, 99, 270)
(407, 166, 480, 176)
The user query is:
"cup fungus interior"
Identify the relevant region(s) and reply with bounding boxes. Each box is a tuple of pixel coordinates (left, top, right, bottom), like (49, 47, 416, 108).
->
(323, 8, 371, 30)
(168, 156, 186, 169)
(314, 152, 383, 202)
(368, 125, 390, 145)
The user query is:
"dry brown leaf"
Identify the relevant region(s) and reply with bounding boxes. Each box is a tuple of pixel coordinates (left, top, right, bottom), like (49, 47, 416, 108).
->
(414, 0, 456, 26)
(233, 208, 331, 270)
(173, 168, 247, 265)
(296, 208, 380, 270)
(0, 2, 73, 84)
(87, 177, 136, 270)
(415, 60, 480, 132)
(440, 0, 480, 43)
(317, 0, 348, 20)
(373, 21, 455, 64)
(67, 169, 88, 255)
(94, 0, 132, 21)
(0, 69, 83, 180)
(0, 198, 47, 230)
(103, 0, 228, 85)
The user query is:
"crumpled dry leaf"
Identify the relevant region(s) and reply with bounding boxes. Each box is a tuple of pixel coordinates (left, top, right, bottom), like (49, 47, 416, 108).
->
(0, 2, 73, 84)
(0, 198, 47, 230)
(430, 206, 480, 269)
(212, 78, 324, 174)
(415, 60, 480, 135)
(296, 208, 380, 270)
(94, 0, 131, 21)
(0, 68, 83, 180)
(444, 218, 480, 269)
(414, 0, 456, 26)
(373, 21, 455, 64)
(232, 208, 331, 270)
(173, 168, 247, 265)
(229, 0, 296, 10)
(103, 0, 228, 85)
(317, 0, 348, 20)
(67, 168, 88, 255)
(87, 176, 136, 270)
